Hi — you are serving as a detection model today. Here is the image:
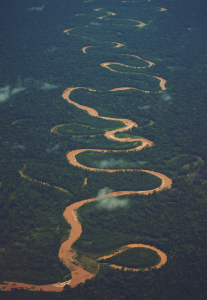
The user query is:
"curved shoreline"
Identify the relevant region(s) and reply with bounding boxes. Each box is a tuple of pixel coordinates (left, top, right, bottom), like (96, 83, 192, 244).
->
(59, 178, 171, 287)
(2, 86, 171, 291)
(124, 54, 155, 67)
(128, 19, 146, 27)
(63, 28, 74, 35)
(0, 282, 64, 292)
(98, 244, 167, 271)
(111, 41, 125, 48)
(59, 86, 171, 286)
(1, 10, 171, 291)
(82, 46, 94, 53)
(66, 149, 172, 191)
(100, 62, 166, 91)
(19, 166, 68, 193)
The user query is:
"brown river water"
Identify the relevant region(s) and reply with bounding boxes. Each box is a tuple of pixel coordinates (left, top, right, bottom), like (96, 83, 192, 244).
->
(0, 15, 171, 292)
(60, 87, 171, 287)
(98, 244, 167, 271)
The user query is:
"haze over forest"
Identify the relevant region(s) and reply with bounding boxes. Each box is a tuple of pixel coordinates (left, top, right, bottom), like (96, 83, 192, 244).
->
(0, 0, 207, 299)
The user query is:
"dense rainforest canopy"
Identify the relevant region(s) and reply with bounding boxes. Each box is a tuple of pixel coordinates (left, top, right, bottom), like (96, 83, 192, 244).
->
(0, 0, 207, 299)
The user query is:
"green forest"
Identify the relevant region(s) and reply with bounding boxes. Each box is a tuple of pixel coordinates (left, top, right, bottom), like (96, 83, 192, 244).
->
(0, 0, 207, 299)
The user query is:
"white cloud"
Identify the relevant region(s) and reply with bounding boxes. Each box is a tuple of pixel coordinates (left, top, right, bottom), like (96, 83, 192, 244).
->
(38, 82, 58, 90)
(0, 78, 57, 104)
(0, 86, 10, 103)
(138, 105, 150, 110)
(96, 187, 129, 210)
(46, 144, 60, 153)
(161, 92, 172, 101)
(10, 87, 26, 95)
(167, 66, 175, 71)
(27, 5, 45, 11)
(90, 22, 101, 26)
(12, 145, 26, 150)
(94, 158, 147, 169)
(0, 85, 26, 103)
(47, 46, 56, 53)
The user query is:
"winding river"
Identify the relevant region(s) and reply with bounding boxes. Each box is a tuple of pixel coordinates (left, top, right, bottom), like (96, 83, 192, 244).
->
(45, 83, 172, 289)
(53, 39, 171, 285)
(0, 8, 172, 293)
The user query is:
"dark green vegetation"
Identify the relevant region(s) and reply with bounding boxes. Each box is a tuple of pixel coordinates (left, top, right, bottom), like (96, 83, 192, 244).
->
(0, 163, 71, 284)
(98, 247, 161, 269)
(76, 149, 203, 175)
(23, 164, 161, 199)
(0, 0, 207, 299)
(75, 186, 207, 258)
(56, 124, 104, 136)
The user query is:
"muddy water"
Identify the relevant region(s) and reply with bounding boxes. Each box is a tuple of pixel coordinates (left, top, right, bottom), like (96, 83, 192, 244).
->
(100, 61, 166, 91)
(66, 148, 172, 191)
(82, 46, 93, 53)
(57, 175, 170, 286)
(51, 124, 65, 134)
(0, 282, 63, 292)
(154, 76, 166, 91)
(109, 86, 150, 93)
(59, 201, 96, 286)
(124, 54, 155, 67)
(1, 19, 171, 291)
(63, 28, 74, 34)
(128, 19, 146, 27)
(101, 54, 155, 69)
(1, 99, 170, 292)
(2, 84, 169, 292)
(62, 87, 155, 146)
(59, 181, 170, 287)
(62, 87, 98, 117)
(101, 62, 137, 70)
(111, 42, 125, 48)
(61, 86, 171, 286)
(98, 244, 167, 271)
(107, 12, 116, 16)
(58, 6, 168, 290)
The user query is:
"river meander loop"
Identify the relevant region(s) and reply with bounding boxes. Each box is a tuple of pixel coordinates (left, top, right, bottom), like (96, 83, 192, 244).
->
(58, 86, 172, 287)
(0, 10, 172, 292)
